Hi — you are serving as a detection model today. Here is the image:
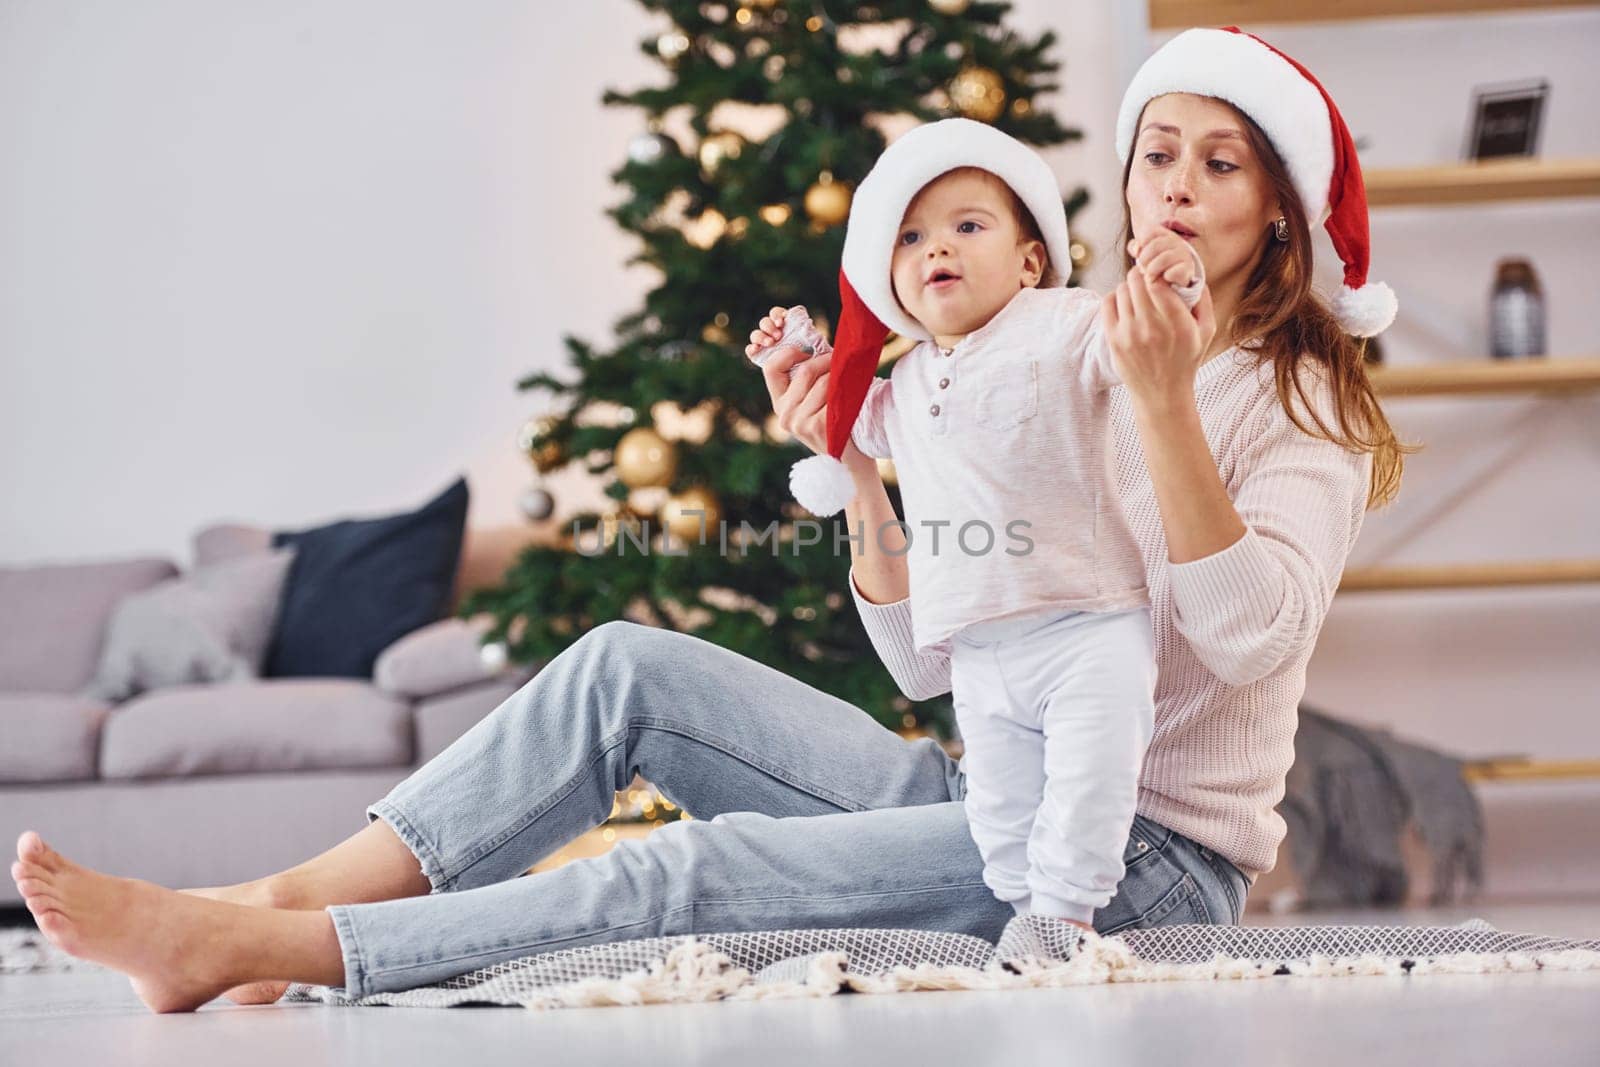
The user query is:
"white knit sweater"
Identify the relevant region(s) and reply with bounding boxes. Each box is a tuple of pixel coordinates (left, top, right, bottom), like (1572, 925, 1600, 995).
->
(850, 345, 1374, 881)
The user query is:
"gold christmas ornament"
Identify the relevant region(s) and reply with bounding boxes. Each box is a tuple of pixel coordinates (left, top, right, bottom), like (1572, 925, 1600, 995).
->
(950, 66, 1006, 122)
(519, 415, 566, 473)
(1010, 97, 1032, 117)
(758, 203, 792, 227)
(803, 171, 851, 226)
(929, 0, 971, 12)
(683, 208, 728, 249)
(877, 457, 898, 486)
(1069, 238, 1093, 272)
(660, 485, 723, 543)
(697, 131, 744, 177)
(702, 311, 733, 344)
(615, 427, 678, 488)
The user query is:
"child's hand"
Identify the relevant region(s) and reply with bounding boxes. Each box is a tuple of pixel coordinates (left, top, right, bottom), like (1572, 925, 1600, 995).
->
(1101, 262, 1217, 403)
(745, 305, 794, 362)
(1128, 231, 1204, 294)
(748, 305, 831, 456)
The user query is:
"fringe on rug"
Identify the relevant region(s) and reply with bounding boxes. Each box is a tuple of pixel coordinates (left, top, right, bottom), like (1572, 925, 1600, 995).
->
(507, 929, 1600, 1012)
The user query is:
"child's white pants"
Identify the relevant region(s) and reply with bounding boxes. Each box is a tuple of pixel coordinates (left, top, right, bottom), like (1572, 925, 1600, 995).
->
(950, 605, 1157, 924)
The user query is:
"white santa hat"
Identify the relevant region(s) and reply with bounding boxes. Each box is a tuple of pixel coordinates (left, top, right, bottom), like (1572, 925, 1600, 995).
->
(1114, 26, 1397, 338)
(789, 118, 1074, 516)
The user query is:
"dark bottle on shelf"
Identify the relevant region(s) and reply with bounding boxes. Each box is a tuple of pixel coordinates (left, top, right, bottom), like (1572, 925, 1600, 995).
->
(1489, 257, 1545, 359)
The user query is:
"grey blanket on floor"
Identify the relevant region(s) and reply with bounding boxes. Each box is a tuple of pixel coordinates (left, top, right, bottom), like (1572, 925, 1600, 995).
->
(1280, 705, 1484, 908)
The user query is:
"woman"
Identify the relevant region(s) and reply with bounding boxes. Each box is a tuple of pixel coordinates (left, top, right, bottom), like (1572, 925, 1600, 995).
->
(10, 27, 1407, 1013)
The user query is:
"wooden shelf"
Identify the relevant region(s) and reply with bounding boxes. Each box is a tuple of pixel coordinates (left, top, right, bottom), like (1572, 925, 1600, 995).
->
(1149, 1, 1598, 29)
(1462, 758, 1600, 783)
(1364, 158, 1600, 207)
(1339, 559, 1600, 591)
(1369, 356, 1600, 397)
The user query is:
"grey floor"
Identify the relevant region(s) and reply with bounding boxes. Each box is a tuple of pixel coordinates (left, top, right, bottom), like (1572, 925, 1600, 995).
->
(4, 900, 1599, 1067)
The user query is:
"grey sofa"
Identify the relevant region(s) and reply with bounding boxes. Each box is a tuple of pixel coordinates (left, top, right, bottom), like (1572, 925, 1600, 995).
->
(0, 524, 546, 906)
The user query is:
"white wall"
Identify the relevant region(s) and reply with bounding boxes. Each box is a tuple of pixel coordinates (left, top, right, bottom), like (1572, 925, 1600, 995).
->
(2, 3, 1596, 767)
(0, 0, 658, 561)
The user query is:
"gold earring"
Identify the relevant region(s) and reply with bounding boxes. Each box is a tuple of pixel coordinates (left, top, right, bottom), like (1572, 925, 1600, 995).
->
(1273, 217, 1289, 243)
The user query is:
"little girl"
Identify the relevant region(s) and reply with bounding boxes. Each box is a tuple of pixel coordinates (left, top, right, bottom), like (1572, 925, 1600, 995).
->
(747, 118, 1205, 928)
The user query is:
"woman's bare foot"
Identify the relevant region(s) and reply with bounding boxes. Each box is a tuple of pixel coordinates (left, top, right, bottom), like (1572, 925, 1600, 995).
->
(10, 831, 336, 1013)
(179, 881, 296, 1006)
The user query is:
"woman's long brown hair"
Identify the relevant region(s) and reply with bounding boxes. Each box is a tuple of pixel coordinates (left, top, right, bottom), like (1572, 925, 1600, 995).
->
(1120, 101, 1416, 509)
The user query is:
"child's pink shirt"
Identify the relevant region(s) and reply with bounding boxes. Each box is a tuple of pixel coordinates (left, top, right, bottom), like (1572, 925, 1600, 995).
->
(850, 285, 1150, 654)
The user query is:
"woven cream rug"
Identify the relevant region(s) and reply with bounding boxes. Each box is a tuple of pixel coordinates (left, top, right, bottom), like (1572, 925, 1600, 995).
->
(7, 916, 1597, 1011)
(282, 915, 1600, 1011)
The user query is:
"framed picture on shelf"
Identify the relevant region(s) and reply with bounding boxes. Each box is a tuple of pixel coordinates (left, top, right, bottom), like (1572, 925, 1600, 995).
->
(1464, 79, 1549, 160)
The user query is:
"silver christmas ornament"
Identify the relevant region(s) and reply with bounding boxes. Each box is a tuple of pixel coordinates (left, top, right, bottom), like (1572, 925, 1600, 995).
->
(479, 641, 509, 674)
(519, 487, 555, 521)
(628, 131, 678, 166)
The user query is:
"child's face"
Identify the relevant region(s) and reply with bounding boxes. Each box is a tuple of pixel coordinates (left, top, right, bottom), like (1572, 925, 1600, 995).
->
(890, 169, 1045, 346)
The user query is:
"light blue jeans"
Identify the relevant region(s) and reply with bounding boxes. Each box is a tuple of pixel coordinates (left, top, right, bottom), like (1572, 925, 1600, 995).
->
(325, 621, 1250, 998)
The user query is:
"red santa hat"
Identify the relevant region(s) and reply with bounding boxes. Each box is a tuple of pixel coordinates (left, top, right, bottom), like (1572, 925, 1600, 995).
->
(790, 118, 1074, 517)
(1114, 26, 1397, 339)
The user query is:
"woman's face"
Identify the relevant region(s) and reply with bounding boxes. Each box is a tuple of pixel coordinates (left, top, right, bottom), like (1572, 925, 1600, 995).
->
(1125, 93, 1281, 292)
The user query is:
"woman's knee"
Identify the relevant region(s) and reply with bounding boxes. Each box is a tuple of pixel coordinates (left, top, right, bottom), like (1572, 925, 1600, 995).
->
(535, 620, 705, 731)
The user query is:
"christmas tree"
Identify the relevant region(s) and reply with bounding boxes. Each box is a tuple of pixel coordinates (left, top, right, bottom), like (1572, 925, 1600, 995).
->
(461, 0, 1088, 739)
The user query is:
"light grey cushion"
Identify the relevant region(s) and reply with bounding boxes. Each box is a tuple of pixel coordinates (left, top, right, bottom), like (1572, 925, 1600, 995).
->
(0, 557, 179, 693)
(191, 522, 273, 567)
(373, 614, 507, 700)
(99, 678, 413, 779)
(84, 549, 297, 704)
(0, 692, 113, 783)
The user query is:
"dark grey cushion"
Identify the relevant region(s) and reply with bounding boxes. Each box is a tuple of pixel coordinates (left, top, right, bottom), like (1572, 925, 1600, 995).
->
(99, 679, 413, 779)
(0, 693, 113, 783)
(0, 558, 179, 693)
(264, 477, 470, 679)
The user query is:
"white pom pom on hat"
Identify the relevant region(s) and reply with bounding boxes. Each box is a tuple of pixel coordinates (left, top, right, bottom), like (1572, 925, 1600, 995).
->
(1114, 26, 1397, 338)
(788, 119, 1073, 516)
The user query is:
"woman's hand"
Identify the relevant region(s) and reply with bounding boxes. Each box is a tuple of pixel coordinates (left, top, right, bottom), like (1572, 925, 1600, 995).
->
(1102, 242, 1217, 406)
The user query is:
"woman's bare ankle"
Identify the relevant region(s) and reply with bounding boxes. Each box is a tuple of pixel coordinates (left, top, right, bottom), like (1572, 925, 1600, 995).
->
(183, 873, 306, 912)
